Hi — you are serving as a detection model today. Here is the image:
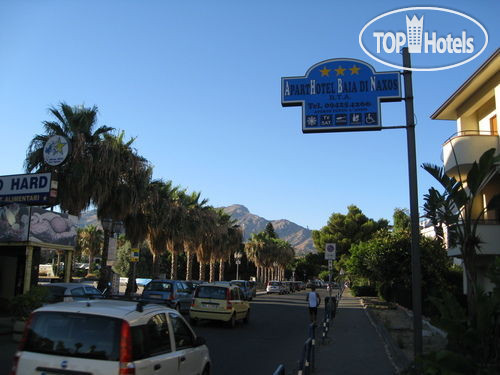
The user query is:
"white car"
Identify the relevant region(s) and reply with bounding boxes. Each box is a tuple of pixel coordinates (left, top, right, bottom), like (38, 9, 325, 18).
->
(10, 299, 211, 375)
(266, 281, 285, 294)
(41, 282, 103, 302)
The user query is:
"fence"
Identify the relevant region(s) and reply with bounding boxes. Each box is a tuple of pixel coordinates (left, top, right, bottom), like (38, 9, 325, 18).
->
(272, 284, 345, 374)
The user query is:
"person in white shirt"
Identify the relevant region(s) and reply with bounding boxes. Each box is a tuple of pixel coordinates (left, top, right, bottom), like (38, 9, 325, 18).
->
(306, 285, 321, 324)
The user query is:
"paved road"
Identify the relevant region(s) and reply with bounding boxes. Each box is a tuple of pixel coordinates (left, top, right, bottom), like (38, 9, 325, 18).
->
(191, 290, 316, 375)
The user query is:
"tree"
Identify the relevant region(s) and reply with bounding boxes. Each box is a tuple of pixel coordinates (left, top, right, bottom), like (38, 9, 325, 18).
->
(393, 208, 411, 232)
(144, 180, 178, 278)
(94, 131, 151, 291)
(77, 225, 103, 276)
(25, 102, 113, 215)
(265, 222, 277, 239)
(422, 148, 500, 321)
(346, 230, 452, 313)
(312, 205, 388, 258)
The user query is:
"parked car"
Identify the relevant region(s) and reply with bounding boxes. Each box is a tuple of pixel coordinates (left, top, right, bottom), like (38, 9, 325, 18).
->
(141, 280, 193, 313)
(40, 282, 103, 303)
(10, 299, 210, 375)
(189, 283, 250, 328)
(266, 281, 285, 294)
(230, 280, 253, 300)
(185, 280, 205, 294)
(248, 281, 257, 297)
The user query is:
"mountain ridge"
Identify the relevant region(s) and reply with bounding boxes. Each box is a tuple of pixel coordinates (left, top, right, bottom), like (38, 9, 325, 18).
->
(78, 204, 316, 256)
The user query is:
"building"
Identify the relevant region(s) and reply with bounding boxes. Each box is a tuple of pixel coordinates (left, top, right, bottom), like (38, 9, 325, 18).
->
(431, 48, 500, 293)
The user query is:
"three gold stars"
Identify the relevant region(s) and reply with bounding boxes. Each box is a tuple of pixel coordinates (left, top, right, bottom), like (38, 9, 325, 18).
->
(319, 65, 361, 76)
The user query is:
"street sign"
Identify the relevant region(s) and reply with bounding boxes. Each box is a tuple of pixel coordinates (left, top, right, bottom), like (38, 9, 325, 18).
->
(282, 58, 401, 133)
(328, 260, 333, 271)
(130, 248, 140, 262)
(325, 243, 336, 260)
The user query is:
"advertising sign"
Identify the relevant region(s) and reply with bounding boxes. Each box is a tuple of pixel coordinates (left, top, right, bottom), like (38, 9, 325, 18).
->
(0, 173, 52, 205)
(0, 204, 77, 247)
(282, 58, 401, 133)
(29, 207, 78, 247)
(43, 135, 70, 166)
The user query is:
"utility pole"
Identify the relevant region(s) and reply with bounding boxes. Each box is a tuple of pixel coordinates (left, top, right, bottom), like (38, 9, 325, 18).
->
(403, 47, 423, 359)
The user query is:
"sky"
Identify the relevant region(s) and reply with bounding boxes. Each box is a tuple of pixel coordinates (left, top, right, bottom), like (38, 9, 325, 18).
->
(1, 0, 499, 230)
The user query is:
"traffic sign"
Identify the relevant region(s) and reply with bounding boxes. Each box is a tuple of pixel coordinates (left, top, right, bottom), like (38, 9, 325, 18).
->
(325, 243, 336, 260)
(130, 248, 140, 262)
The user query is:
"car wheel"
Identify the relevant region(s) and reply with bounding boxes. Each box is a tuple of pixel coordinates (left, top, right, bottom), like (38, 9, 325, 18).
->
(244, 310, 250, 324)
(228, 313, 236, 328)
(202, 365, 210, 375)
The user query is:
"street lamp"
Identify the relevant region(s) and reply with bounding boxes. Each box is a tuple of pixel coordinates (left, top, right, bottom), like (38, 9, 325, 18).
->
(234, 251, 243, 280)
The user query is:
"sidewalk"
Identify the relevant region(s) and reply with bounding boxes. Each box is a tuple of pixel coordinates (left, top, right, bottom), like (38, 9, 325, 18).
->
(0, 316, 17, 374)
(313, 289, 398, 375)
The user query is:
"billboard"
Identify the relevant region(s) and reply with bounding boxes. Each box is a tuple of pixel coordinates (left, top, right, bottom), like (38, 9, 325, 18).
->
(282, 58, 401, 133)
(0, 204, 77, 247)
(0, 173, 54, 205)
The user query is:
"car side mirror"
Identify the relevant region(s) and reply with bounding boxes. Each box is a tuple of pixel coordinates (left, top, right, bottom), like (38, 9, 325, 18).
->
(194, 336, 206, 347)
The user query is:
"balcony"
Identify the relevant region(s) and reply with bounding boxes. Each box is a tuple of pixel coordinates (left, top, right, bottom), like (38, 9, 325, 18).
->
(442, 131, 499, 176)
(447, 221, 500, 257)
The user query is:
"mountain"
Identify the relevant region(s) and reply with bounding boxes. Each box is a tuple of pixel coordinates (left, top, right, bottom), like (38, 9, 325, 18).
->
(222, 204, 316, 256)
(78, 205, 316, 256)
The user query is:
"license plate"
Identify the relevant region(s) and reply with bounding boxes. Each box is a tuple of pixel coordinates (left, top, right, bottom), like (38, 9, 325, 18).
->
(149, 294, 162, 299)
(202, 303, 217, 308)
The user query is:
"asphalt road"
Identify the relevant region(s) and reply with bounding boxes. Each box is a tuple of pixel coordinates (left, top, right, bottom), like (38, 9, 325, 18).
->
(0, 290, 318, 375)
(191, 290, 315, 375)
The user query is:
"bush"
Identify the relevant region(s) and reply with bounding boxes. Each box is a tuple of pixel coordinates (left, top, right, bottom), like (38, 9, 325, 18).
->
(9, 287, 50, 320)
(351, 284, 377, 297)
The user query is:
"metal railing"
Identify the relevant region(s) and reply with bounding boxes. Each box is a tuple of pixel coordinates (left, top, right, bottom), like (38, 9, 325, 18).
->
(272, 284, 345, 374)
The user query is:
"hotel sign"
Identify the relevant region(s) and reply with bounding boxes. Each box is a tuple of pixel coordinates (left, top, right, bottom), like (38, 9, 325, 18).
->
(0, 173, 54, 205)
(281, 58, 401, 133)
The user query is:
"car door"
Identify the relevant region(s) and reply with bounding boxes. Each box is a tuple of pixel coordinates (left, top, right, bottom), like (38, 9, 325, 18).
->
(132, 313, 180, 375)
(177, 282, 191, 312)
(168, 312, 205, 375)
(232, 288, 245, 320)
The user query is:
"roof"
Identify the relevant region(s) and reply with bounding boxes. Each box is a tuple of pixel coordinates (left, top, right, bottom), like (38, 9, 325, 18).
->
(431, 48, 500, 120)
(34, 299, 171, 322)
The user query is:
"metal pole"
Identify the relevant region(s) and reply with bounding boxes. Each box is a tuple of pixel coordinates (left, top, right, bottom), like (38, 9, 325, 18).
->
(402, 47, 423, 359)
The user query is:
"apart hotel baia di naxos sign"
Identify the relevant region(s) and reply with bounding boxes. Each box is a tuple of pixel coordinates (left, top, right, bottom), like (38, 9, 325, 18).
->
(281, 58, 401, 133)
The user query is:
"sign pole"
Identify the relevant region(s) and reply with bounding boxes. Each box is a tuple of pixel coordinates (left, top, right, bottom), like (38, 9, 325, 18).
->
(402, 47, 423, 359)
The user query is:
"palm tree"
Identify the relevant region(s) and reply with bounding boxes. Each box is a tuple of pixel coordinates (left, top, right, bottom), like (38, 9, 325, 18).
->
(25, 103, 113, 215)
(196, 208, 219, 281)
(94, 131, 152, 291)
(181, 192, 209, 281)
(245, 231, 268, 285)
(221, 224, 243, 281)
(77, 225, 103, 276)
(422, 147, 500, 321)
(144, 180, 178, 279)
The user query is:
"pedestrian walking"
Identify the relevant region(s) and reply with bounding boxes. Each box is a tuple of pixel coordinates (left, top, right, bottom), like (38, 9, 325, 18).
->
(306, 285, 321, 324)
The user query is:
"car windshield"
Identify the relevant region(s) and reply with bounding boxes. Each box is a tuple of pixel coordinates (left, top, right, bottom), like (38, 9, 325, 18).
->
(196, 286, 227, 300)
(144, 282, 173, 292)
(231, 281, 246, 288)
(24, 312, 120, 361)
(270, 282, 280, 286)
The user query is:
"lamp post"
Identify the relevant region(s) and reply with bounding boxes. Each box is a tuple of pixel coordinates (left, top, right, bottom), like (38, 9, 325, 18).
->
(234, 251, 242, 280)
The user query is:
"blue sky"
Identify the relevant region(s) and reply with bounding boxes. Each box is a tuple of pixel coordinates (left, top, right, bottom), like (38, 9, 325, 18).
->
(1, 0, 498, 230)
